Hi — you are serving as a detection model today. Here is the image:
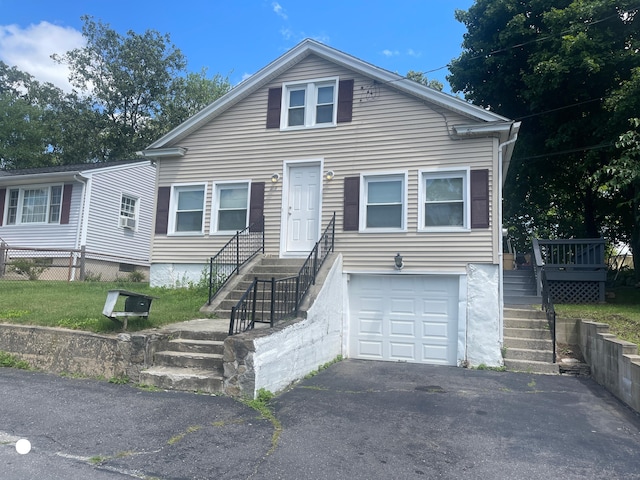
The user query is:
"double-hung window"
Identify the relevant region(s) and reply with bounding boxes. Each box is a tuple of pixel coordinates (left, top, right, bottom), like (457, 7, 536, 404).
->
(212, 182, 249, 233)
(120, 194, 138, 230)
(5, 185, 63, 225)
(420, 169, 469, 231)
(361, 173, 407, 231)
(170, 184, 206, 234)
(282, 78, 338, 129)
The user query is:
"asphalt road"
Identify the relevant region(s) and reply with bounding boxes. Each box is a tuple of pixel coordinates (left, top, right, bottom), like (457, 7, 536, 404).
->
(1, 360, 639, 479)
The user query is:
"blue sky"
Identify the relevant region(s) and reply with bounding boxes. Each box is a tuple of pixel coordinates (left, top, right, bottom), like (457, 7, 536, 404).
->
(0, 0, 474, 94)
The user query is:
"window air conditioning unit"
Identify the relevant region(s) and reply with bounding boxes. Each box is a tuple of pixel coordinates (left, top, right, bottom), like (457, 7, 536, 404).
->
(120, 217, 136, 229)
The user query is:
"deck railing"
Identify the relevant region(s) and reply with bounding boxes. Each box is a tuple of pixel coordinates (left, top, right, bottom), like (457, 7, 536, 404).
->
(207, 218, 264, 305)
(532, 237, 607, 302)
(228, 213, 335, 335)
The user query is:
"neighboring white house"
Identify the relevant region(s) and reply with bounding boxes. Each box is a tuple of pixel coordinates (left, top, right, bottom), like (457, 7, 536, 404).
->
(140, 39, 521, 367)
(0, 160, 155, 280)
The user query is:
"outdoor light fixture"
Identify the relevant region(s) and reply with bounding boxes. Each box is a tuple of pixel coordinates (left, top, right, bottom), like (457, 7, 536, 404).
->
(394, 253, 404, 270)
(325, 170, 335, 181)
(271, 173, 281, 183)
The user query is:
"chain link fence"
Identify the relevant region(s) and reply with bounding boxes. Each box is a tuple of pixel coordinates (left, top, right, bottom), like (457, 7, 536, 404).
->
(0, 242, 149, 283)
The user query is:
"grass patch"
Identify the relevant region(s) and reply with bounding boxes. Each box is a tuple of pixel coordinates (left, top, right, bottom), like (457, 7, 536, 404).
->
(475, 363, 506, 372)
(304, 354, 343, 379)
(242, 388, 282, 456)
(0, 281, 212, 333)
(555, 287, 640, 351)
(0, 351, 30, 370)
(167, 425, 202, 445)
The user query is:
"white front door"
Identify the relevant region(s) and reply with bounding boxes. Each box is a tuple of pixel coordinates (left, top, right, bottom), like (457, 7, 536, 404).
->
(285, 164, 321, 254)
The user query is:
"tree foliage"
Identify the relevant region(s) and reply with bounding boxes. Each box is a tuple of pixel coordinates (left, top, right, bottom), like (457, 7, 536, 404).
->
(406, 70, 444, 91)
(448, 0, 640, 271)
(1, 16, 230, 169)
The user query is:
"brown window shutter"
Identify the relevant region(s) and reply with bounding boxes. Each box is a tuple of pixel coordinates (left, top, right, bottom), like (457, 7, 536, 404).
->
(0, 188, 5, 226)
(60, 184, 73, 225)
(343, 176, 360, 231)
(266, 87, 282, 129)
(249, 182, 265, 232)
(337, 79, 354, 123)
(470, 169, 489, 229)
(155, 186, 171, 234)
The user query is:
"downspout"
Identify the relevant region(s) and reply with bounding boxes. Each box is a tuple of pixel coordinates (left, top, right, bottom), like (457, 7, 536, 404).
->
(497, 127, 519, 345)
(73, 174, 91, 281)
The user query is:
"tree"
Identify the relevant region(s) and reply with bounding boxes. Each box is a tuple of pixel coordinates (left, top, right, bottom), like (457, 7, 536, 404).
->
(406, 70, 444, 91)
(53, 16, 187, 160)
(154, 68, 231, 137)
(448, 1, 640, 261)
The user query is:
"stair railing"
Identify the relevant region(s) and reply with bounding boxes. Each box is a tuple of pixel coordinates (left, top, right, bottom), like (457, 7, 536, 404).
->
(540, 267, 557, 363)
(228, 212, 335, 335)
(207, 217, 264, 305)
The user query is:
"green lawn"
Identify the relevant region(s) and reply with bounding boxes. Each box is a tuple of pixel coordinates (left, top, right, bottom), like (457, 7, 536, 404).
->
(0, 281, 213, 333)
(555, 287, 640, 348)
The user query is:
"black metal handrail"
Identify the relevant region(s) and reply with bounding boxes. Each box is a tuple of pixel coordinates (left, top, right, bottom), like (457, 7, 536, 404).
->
(540, 268, 557, 363)
(229, 213, 335, 335)
(207, 217, 264, 305)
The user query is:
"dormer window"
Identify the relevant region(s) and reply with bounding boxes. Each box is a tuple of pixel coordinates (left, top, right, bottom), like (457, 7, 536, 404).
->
(281, 78, 338, 129)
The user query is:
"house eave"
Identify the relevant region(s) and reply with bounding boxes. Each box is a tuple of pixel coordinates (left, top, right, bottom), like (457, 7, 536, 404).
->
(0, 171, 86, 186)
(137, 147, 187, 160)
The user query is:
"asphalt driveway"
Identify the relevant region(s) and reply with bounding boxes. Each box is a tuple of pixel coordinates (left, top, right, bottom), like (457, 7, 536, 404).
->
(1, 360, 639, 479)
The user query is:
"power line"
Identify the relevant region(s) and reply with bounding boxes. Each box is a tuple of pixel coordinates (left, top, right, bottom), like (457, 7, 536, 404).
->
(515, 97, 604, 121)
(515, 142, 616, 162)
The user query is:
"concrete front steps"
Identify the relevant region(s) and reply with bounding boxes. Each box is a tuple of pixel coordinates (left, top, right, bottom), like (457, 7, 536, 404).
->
(139, 257, 307, 394)
(139, 321, 228, 393)
(503, 307, 559, 374)
(503, 269, 541, 305)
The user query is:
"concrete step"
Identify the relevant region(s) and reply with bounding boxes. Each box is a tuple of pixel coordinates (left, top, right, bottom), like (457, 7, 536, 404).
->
(259, 258, 306, 267)
(504, 317, 548, 329)
(504, 308, 547, 320)
(173, 329, 228, 342)
(504, 295, 541, 306)
(503, 359, 559, 375)
(154, 351, 224, 370)
(504, 327, 552, 340)
(503, 347, 554, 363)
(168, 339, 224, 355)
(503, 337, 553, 350)
(138, 366, 223, 393)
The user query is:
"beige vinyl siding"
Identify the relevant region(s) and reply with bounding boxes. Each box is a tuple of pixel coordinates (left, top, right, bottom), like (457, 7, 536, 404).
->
(153, 54, 498, 270)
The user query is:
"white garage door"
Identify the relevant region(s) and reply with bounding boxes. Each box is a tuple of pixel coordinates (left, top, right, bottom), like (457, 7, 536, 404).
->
(349, 274, 459, 365)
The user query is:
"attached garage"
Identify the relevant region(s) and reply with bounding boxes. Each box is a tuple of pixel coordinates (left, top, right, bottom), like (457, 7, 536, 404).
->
(348, 274, 460, 365)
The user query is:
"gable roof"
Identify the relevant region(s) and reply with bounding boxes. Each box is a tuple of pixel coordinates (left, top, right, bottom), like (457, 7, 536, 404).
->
(0, 159, 151, 186)
(142, 39, 518, 152)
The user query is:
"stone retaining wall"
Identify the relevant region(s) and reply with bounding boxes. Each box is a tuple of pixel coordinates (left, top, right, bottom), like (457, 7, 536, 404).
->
(0, 324, 168, 380)
(579, 320, 640, 413)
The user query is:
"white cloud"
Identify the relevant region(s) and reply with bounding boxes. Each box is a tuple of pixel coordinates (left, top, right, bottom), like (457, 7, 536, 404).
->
(280, 27, 293, 40)
(0, 21, 85, 92)
(272, 2, 288, 20)
(241, 72, 252, 81)
(407, 48, 421, 57)
(382, 49, 400, 57)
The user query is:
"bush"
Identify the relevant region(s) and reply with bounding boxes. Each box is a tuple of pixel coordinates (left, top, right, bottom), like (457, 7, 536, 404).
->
(9, 259, 47, 280)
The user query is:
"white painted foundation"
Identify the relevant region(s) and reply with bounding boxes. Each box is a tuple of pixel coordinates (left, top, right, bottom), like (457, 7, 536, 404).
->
(252, 255, 344, 396)
(466, 263, 502, 367)
(150, 263, 207, 287)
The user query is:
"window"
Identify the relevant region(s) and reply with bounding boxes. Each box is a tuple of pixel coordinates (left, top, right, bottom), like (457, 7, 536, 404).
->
(6, 185, 63, 225)
(420, 169, 469, 230)
(361, 173, 406, 231)
(120, 194, 138, 229)
(170, 184, 206, 234)
(212, 182, 249, 233)
(282, 78, 338, 129)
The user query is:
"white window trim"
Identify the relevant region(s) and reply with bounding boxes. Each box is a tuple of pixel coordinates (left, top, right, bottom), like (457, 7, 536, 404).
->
(418, 167, 470, 232)
(168, 182, 207, 236)
(210, 180, 252, 235)
(5, 184, 64, 226)
(280, 77, 339, 130)
(359, 171, 408, 233)
(119, 193, 139, 231)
